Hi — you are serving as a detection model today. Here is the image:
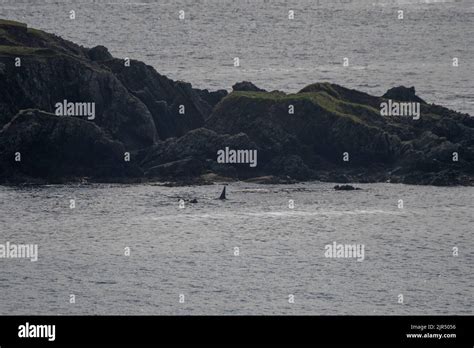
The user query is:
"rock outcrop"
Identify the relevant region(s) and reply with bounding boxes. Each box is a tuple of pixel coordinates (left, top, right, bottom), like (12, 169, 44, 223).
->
(232, 81, 266, 92)
(206, 84, 473, 185)
(138, 128, 259, 180)
(0, 19, 215, 149)
(0, 109, 134, 183)
(382, 86, 426, 104)
(0, 19, 472, 186)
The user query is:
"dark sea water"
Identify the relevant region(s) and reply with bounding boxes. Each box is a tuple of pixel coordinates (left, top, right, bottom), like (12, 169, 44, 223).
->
(0, 182, 472, 314)
(1, 0, 473, 114)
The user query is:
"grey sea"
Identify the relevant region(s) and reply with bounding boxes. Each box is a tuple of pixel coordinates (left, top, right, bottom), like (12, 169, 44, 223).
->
(0, 0, 473, 315)
(0, 182, 473, 314)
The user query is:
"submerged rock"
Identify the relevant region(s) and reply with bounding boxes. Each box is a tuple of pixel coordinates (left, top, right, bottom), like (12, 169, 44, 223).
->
(334, 185, 361, 191)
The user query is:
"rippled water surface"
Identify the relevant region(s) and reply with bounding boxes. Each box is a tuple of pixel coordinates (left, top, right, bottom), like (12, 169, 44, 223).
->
(1, 0, 473, 114)
(0, 182, 472, 314)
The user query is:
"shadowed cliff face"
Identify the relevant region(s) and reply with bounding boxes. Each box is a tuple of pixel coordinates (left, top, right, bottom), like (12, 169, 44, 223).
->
(0, 19, 472, 185)
(1, 53, 159, 149)
(102, 59, 222, 139)
(0, 19, 219, 149)
(0, 109, 134, 182)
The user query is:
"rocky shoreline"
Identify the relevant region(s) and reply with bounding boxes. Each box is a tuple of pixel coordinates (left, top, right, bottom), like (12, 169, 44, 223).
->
(0, 19, 473, 186)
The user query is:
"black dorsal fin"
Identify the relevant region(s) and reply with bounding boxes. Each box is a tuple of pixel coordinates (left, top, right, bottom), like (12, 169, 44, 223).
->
(219, 186, 226, 200)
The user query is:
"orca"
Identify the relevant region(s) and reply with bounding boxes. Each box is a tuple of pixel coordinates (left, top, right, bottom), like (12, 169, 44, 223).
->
(178, 198, 198, 204)
(219, 186, 226, 200)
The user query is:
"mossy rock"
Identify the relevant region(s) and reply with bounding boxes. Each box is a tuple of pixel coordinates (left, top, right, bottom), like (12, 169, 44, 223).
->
(223, 90, 379, 125)
(0, 45, 56, 57)
(0, 19, 27, 29)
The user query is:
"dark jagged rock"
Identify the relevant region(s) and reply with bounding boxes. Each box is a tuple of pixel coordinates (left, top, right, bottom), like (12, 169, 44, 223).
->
(0, 109, 134, 183)
(267, 155, 314, 181)
(0, 19, 218, 148)
(0, 20, 473, 186)
(194, 88, 228, 109)
(144, 157, 204, 178)
(232, 81, 266, 92)
(207, 87, 402, 169)
(382, 86, 426, 104)
(0, 23, 158, 149)
(206, 84, 473, 185)
(0, 19, 225, 183)
(139, 128, 260, 180)
(88, 45, 113, 62)
(208, 161, 238, 178)
(103, 59, 212, 139)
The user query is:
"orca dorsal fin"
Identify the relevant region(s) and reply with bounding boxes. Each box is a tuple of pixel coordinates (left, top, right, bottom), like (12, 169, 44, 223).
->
(219, 186, 226, 200)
